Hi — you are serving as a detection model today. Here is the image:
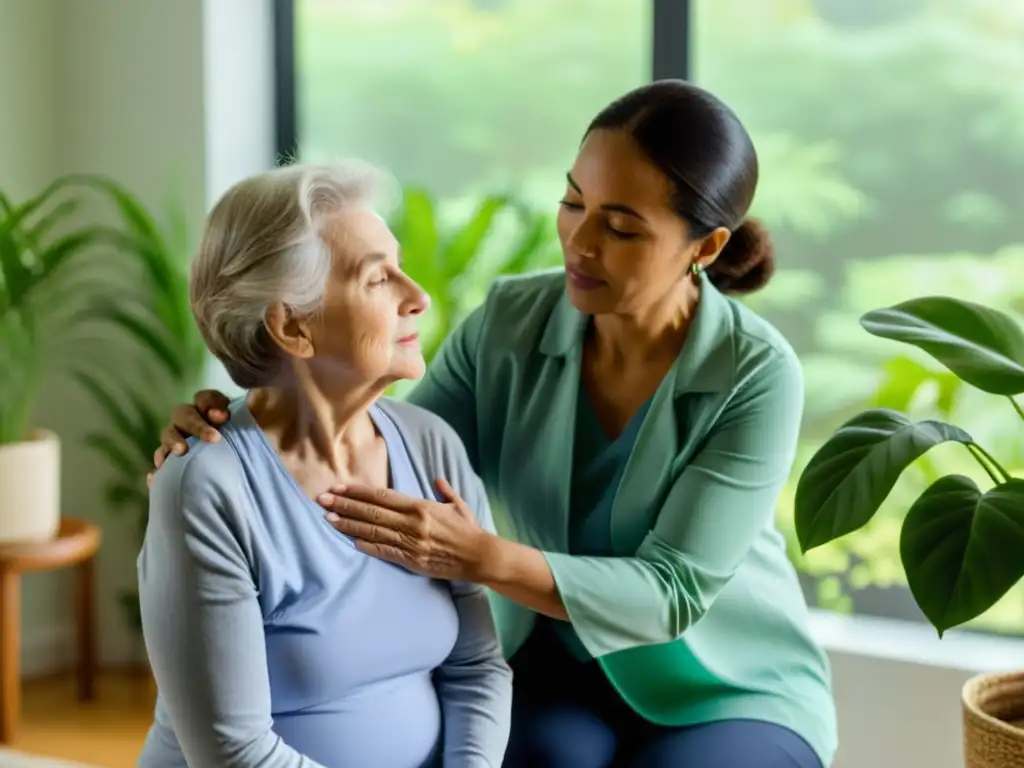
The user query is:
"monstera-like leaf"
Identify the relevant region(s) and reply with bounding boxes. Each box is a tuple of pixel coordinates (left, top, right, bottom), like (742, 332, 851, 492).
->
(795, 409, 973, 552)
(861, 297, 1024, 396)
(900, 476, 1024, 636)
(797, 294, 1024, 636)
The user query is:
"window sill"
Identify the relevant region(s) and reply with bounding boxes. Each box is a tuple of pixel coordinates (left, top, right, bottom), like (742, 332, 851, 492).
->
(808, 609, 1023, 674)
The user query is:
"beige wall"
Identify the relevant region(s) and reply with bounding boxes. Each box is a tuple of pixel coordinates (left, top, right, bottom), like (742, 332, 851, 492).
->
(0, 0, 273, 672)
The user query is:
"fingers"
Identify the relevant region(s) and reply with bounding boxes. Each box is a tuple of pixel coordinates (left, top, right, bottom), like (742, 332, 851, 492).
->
(318, 493, 415, 532)
(171, 403, 221, 444)
(146, 471, 155, 488)
(434, 477, 457, 502)
(324, 513, 403, 546)
(158, 426, 188, 461)
(153, 445, 169, 470)
(195, 389, 231, 420)
(353, 540, 413, 569)
(434, 478, 472, 518)
(325, 484, 422, 513)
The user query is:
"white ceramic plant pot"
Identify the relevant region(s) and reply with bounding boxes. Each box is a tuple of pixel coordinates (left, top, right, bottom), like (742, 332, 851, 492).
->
(0, 429, 61, 544)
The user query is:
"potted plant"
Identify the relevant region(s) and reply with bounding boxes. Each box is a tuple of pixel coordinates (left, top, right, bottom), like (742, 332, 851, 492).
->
(67, 177, 206, 643)
(0, 182, 116, 544)
(793, 296, 1024, 767)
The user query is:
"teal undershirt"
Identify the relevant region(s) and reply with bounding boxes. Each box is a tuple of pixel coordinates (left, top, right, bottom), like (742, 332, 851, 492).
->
(553, 382, 653, 660)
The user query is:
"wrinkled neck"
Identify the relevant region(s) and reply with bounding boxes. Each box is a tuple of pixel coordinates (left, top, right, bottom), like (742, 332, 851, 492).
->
(247, 363, 384, 473)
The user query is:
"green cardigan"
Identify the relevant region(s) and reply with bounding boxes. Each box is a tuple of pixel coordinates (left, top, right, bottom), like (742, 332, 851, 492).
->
(407, 269, 837, 766)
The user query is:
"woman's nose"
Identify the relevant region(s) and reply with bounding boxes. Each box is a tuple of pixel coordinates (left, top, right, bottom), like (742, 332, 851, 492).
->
(403, 280, 430, 316)
(566, 220, 599, 260)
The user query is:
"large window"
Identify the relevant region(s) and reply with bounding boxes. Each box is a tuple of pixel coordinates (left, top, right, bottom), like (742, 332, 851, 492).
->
(287, 0, 656, 206)
(278, 0, 1024, 635)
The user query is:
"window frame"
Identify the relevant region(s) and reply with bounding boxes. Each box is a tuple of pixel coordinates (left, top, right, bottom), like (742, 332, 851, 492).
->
(270, 0, 692, 164)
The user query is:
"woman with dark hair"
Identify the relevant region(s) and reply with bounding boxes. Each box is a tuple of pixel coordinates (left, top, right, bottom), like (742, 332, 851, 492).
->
(152, 80, 836, 767)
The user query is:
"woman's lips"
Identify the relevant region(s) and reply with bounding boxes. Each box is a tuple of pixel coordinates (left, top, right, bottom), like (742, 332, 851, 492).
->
(566, 265, 605, 291)
(397, 332, 419, 345)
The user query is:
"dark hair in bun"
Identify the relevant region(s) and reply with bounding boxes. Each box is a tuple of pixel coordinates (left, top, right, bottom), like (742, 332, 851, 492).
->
(586, 79, 775, 295)
(708, 217, 775, 294)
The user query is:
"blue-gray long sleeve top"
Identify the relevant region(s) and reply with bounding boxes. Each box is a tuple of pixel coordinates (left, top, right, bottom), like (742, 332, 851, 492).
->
(137, 397, 512, 768)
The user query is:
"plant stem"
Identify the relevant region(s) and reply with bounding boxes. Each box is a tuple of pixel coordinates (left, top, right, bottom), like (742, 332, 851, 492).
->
(1010, 396, 1024, 423)
(967, 443, 1012, 485)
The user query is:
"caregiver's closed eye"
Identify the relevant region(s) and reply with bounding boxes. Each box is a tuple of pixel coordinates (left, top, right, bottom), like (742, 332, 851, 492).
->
(319, 479, 490, 582)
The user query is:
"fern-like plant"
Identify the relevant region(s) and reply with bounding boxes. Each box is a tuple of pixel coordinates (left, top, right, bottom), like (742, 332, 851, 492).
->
(1, 180, 119, 445)
(68, 177, 206, 631)
(794, 297, 1024, 636)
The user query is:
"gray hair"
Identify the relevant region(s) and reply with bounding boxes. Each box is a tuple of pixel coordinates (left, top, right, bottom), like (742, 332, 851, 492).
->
(189, 161, 394, 388)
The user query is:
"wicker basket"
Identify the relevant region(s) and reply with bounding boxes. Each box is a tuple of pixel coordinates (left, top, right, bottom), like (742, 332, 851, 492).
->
(963, 671, 1024, 768)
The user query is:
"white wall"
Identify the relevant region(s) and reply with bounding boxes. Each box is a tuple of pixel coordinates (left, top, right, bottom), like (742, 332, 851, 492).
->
(0, 0, 275, 673)
(815, 611, 1023, 768)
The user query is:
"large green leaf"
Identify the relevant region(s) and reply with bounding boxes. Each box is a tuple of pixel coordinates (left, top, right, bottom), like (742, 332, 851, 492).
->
(900, 475, 1024, 635)
(861, 297, 1024, 395)
(795, 408, 973, 551)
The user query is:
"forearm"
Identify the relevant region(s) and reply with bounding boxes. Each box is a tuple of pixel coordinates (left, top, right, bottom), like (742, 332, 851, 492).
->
(435, 583, 512, 767)
(476, 535, 569, 621)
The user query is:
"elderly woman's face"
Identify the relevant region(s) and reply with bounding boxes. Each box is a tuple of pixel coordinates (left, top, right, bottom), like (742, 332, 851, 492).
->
(287, 206, 430, 387)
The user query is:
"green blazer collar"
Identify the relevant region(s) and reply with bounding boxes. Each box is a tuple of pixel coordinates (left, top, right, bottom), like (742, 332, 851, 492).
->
(538, 273, 736, 394)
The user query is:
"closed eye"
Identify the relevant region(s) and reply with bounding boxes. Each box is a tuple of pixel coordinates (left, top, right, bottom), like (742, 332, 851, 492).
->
(608, 227, 639, 240)
(561, 200, 639, 240)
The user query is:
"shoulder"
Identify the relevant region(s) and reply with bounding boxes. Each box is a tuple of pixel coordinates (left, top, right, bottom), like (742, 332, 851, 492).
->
(475, 267, 566, 343)
(376, 398, 488, 511)
(486, 267, 565, 307)
(722, 297, 803, 412)
(149, 439, 248, 522)
(377, 398, 472, 471)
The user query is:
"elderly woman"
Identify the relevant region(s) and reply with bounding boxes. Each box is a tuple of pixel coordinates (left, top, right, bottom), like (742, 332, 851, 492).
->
(138, 162, 512, 768)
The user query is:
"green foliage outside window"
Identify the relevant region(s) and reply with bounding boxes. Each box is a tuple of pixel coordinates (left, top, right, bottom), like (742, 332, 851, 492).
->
(296, 0, 1024, 634)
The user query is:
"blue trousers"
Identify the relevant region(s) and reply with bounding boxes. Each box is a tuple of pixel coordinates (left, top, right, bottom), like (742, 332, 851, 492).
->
(503, 621, 822, 768)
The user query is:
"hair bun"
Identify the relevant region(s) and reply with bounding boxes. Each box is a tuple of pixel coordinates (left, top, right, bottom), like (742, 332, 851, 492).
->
(706, 217, 775, 295)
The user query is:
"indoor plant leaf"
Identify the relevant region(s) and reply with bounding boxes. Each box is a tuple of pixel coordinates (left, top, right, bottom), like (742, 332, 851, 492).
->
(441, 194, 509, 280)
(900, 475, 1024, 635)
(73, 304, 183, 376)
(497, 212, 559, 275)
(0, 222, 35, 309)
(795, 408, 973, 551)
(392, 186, 440, 291)
(861, 296, 1024, 395)
(83, 433, 144, 477)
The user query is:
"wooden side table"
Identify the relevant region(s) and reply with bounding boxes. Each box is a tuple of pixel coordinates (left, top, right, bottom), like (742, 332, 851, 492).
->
(0, 518, 101, 743)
